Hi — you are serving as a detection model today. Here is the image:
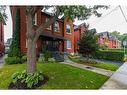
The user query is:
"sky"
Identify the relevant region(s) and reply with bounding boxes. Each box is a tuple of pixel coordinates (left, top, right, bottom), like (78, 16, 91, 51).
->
(74, 6, 127, 34)
(4, 5, 127, 42)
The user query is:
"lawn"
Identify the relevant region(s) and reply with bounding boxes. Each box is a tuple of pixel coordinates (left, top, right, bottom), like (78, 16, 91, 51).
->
(0, 63, 109, 89)
(93, 62, 119, 71)
(70, 57, 119, 71)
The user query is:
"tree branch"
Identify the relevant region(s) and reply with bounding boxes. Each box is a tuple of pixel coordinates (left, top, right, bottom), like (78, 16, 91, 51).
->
(31, 6, 44, 15)
(34, 16, 56, 42)
(26, 6, 44, 15)
(34, 6, 60, 42)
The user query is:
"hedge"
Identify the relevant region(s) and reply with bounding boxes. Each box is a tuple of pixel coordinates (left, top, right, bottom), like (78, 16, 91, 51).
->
(94, 50, 125, 62)
(5, 57, 22, 64)
(5, 56, 27, 65)
(107, 48, 127, 54)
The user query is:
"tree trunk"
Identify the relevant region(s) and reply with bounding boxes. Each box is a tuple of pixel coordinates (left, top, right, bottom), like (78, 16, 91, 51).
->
(26, 13, 37, 73)
(27, 39, 37, 73)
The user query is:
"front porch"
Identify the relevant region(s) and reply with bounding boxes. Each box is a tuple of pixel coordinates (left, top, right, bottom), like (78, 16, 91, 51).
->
(37, 34, 65, 61)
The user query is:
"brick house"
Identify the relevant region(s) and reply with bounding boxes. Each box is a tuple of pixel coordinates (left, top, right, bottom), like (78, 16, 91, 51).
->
(10, 6, 74, 61)
(97, 32, 121, 48)
(0, 13, 5, 55)
(74, 23, 87, 53)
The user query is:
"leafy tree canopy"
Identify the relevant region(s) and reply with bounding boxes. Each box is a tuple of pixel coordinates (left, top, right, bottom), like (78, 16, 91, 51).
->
(40, 5, 109, 20)
(0, 5, 7, 22)
(78, 28, 99, 58)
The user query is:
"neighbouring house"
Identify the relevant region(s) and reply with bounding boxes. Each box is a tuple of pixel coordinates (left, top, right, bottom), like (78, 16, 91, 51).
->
(97, 31, 121, 48)
(74, 23, 87, 53)
(4, 38, 12, 54)
(0, 13, 5, 55)
(10, 6, 75, 61)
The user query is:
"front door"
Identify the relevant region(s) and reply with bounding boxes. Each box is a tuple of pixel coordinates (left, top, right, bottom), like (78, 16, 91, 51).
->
(43, 41, 60, 51)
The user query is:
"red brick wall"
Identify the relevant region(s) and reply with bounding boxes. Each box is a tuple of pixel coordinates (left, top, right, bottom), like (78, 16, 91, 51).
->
(98, 35, 121, 49)
(74, 29, 81, 53)
(11, 6, 75, 54)
(0, 22, 5, 53)
(74, 24, 87, 53)
(64, 18, 74, 54)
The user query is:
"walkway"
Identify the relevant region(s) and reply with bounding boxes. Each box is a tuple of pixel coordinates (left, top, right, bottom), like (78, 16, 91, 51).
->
(61, 60, 114, 77)
(100, 62, 127, 89)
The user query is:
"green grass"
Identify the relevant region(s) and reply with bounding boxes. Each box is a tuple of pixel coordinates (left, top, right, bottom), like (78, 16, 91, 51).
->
(93, 62, 119, 71)
(70, 57, 119, 71)
(0, 63, 109, 89)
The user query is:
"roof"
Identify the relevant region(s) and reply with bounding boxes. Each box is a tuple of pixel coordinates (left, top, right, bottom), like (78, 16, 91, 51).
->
(74, 22, 86, 31)
(97, 31, 110, 39)
(96, 31, 109, 35)
(41, 11, 64, 22)
(40, 32, 67, 41)
(97, 31, 120, 41)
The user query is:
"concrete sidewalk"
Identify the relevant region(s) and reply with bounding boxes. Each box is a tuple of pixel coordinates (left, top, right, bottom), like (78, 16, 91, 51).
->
(61, 60, 114, 77)
(101, 62, 127, 89)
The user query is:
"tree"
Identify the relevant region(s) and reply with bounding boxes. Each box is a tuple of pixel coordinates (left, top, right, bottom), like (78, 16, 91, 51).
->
(120, 35, 127, 48)
(110, 31, 127, 47)
(24, 6, 108, 73)
(78, 29, 99, 59)
(110, 31, 121, 39)
(8, 8, 21, 57)
(0, 5, 7, 22)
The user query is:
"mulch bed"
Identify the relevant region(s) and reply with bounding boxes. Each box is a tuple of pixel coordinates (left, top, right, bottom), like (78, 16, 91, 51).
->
(8, 75, 49, 89)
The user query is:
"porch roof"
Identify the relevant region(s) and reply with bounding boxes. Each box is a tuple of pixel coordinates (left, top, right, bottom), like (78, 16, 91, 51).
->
(40, 32, 67, 41)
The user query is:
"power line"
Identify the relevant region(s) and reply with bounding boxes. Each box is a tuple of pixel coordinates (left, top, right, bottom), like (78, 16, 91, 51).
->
(91, 6, 119, 26)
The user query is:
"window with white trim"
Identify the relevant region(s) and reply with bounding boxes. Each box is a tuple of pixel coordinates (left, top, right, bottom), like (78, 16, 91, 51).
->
(45, 18, 52, 30)
(54, 21, 59, 32)
(66, 40, 71, 49)
(66, 24, 71, 34)
(32, 13, 37, 25)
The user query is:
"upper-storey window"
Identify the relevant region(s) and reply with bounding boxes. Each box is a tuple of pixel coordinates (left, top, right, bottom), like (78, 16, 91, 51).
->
(32, 13, 37, 25)
(66, 24, 71, 34)
(54, 21, 60, 32)
(45, 18, 52, 30)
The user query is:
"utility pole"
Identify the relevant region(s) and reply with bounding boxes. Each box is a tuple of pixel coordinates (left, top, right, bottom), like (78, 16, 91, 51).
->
(119, 5, 127, 23)
(119, 6, 127, 57)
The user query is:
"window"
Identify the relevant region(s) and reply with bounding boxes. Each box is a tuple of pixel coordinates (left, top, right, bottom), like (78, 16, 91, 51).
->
(66, 24, 71, 34)
(66, 40, 71, 49)
(45, 18, 52, 30)
(32, 13, 37, 25)
(54, 21, 59, 32)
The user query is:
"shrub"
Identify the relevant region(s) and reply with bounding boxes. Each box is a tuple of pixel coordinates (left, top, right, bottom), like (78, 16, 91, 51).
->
(107, 48, 127, 54)
(43, 51, 52, 62)
(48, 58, 56, 63)
(12, 70, 44, 88)
(124, 55, 127, 62)
(8, 8, 21, 57)
(99, 44, 108, 50)
(21, 55, 27, 63)
(94, 50, 125, 62)
(5, 57, 21, 64)
(78, 30, 99, 58)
